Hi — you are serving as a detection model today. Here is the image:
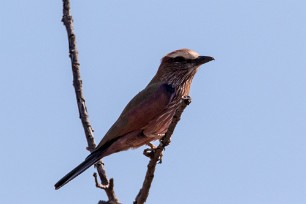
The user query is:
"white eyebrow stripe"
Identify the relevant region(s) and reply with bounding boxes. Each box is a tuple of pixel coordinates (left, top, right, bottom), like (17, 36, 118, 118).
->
(166, 49, 200, 60)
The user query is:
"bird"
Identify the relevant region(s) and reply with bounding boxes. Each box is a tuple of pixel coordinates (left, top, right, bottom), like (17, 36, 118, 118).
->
(55, 48, 214, 190)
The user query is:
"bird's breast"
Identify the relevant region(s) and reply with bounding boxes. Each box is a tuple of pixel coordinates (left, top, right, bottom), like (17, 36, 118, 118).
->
(142, 86, 186, 138)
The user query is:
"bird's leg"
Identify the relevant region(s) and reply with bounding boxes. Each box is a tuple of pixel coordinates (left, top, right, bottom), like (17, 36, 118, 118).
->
(147, 142, 156, 149)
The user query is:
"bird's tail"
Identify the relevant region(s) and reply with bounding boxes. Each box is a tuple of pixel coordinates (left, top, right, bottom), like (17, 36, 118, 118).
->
(54, 150, 101, 190)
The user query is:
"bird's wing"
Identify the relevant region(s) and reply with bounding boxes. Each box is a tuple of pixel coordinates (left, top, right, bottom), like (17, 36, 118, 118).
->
(96, 82, 175, 149)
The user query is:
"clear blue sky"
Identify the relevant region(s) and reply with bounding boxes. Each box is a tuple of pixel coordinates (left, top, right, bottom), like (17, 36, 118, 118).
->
(1, 0, 306, 203)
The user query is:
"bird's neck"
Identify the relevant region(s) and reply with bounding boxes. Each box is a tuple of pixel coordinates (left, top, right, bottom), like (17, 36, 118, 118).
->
(151, 67, 197, 95)
(148, 74, 195, 97)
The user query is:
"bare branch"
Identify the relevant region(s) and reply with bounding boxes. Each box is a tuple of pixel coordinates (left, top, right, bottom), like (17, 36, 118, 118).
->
(94, 173, 118, 204)
(61, 0, 119, 203)
(134, 96, 192, 204)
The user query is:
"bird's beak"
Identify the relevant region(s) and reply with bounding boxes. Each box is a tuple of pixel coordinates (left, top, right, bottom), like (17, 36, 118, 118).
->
(195, 56, 215, 66)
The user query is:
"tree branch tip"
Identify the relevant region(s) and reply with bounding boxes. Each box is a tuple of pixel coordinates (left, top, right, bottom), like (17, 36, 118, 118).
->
(93, 172, 108, 189)
(109, 178, 114, 188)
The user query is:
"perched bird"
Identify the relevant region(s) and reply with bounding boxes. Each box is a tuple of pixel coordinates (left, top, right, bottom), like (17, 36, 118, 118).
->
(55, 49, 214, 190)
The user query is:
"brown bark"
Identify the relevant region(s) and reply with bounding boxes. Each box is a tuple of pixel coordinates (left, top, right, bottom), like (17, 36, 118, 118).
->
(134, 96, 191, 204)
(61, 0, 119, 203)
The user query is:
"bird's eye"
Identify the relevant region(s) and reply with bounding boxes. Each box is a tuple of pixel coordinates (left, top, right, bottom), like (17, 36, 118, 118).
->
(173, 56, 185, 62)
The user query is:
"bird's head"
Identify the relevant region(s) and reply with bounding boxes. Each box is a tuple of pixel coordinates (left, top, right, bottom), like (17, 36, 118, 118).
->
(150, 49, 214, 86)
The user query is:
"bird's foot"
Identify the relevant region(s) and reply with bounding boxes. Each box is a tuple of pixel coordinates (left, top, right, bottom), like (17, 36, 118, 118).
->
(143, 143, 164, 164)
(143, 143, 157, 158)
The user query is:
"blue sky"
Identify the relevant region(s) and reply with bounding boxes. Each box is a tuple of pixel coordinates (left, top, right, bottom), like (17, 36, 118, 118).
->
(1, 0, 306, 203)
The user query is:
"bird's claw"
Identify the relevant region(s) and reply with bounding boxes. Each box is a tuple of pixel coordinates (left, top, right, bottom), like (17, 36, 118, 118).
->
(143, 144, 164, 163)
(143, 143, 157, 158)
(143, 148, 155, 159)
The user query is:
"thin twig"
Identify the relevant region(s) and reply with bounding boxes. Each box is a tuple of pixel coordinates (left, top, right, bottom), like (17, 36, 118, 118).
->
(61, 0, 119, 203)
(134, 96, 192, 204)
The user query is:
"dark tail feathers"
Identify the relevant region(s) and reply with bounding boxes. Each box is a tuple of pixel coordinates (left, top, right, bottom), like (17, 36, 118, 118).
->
(54, 151, 101, 190)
